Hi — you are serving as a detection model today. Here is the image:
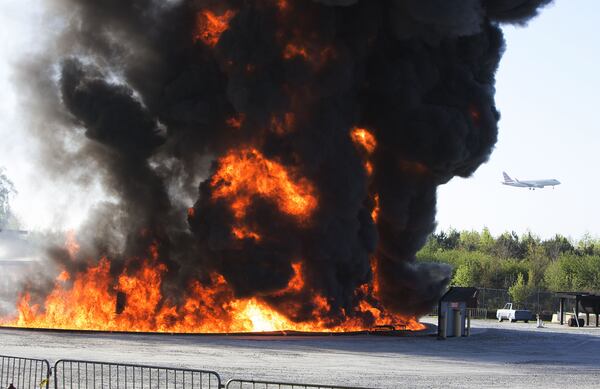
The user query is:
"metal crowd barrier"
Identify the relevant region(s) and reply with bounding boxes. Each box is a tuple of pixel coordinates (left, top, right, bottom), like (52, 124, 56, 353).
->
(225, 379, 372, 389)
(0, 355, 51, 389)
(53, 359, 222, 389)
(0, 355, 375, 389)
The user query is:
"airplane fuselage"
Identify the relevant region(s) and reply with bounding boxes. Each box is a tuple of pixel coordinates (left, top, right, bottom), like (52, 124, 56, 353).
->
(502, 178, 561, 189)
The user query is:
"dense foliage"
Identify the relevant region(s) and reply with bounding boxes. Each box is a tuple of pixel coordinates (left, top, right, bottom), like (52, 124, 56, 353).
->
(417, 228, 600, 303)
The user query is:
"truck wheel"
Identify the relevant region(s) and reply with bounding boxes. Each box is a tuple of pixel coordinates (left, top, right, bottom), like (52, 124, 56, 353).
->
(498, 318, 503, 322)
(510, 319, 516, 323)
(524, 320, 529, 323)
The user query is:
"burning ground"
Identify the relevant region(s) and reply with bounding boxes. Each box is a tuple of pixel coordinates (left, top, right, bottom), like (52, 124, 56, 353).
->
(1, 0, 552, 333)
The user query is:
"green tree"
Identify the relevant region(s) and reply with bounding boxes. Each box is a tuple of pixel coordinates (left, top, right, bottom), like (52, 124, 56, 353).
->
(493, 231, 526, 259)
(418, 229, 600, 296)
(509, 273, 535, 306)
(526, 245, 550, 288)
(459, 230, 481, 251)
(576, 233, 598, 256)
(479, 227, 495, 253)
(521, 231, 541, 255)
(545, 254, 600, 293)
(0, 168, 16, 228)
(452, 257, 483, 286)
(495, 259, 528, 289)
(432, 229, 460, 250)
(542, 234, 574, 260)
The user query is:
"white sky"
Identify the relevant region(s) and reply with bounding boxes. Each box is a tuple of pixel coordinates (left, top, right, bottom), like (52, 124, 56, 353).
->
(0, 0, 598, 239)
(437, 0, 600, 239)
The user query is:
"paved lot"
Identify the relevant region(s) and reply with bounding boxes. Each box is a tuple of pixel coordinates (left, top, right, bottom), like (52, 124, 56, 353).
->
(1, 318, 599, 388)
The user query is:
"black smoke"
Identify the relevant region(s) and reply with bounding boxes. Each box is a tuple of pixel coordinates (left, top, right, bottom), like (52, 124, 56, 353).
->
(20, 0, 552, 323)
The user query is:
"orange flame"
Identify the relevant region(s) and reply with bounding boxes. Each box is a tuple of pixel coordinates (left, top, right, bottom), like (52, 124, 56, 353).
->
(351, 128, 377, 155)
(3, 247, 423, 332)
(276, 0, 289, 12)
(65, 230, 80, 258)
(270, 112, 295, 135)
(1, 142, 424, 334)
(284, 43, 310, 60)
(226, 113, 245, 129)
(194, 10, 236, 47)
(283, 43, 336, 69)
(56, 270, 70, 282)
(398, 160, 430, 176)
(370, 256, 380, 295)
(231, 226, 261, 241)
(187, 207, 196, 218)
(351, 127, 377, 178)
(371, 194, 380, 223)
(211, 147, 317, 220)
(274, 262, 304, 295)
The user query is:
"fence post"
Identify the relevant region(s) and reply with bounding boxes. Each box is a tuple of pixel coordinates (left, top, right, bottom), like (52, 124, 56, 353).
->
(481, 288, 485, 309)
(466, 309, 471, 336)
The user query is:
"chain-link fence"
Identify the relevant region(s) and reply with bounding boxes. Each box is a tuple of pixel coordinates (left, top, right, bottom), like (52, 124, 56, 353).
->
(430, 288, 569, 320)
(477, 287, 564, 317)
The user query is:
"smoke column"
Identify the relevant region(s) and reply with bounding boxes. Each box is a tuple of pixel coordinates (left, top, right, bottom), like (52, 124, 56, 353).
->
(11, 0, 553, 328)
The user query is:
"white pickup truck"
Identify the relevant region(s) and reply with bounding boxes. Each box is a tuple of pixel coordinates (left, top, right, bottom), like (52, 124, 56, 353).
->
(496, 303, 532, 323)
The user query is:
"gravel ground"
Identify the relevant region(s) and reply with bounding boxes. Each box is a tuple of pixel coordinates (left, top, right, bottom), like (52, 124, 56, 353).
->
(1, 318, 599, 388)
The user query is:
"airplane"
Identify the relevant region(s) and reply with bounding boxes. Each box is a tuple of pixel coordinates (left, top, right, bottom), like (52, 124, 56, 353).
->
(502, 172, 561, 190)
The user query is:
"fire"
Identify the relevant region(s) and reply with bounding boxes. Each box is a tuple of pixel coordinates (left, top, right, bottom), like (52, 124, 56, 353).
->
(231, 226, 261, 241)
(211, 147, 317, 220)
(350, 127, 377, 176)
(15, 258, 115, 329)
(226, 113, 245, 129)
(398, 160, 430, 176)
(3, 248, 423, 333)
(0, 137, 424, 334)
(371, 194, 380, 223)
(350, 127, 380, 223)
(65, 230, 80, 257)
(350, 128, 377, 155)
(365, 161, 374, 176)
(284, 43, 310, 60)
(370, 256, 380, 295)
(56, 270, 70, 282)
(187, 207, 195, 218)
(274, 262, 304, 295)
(270, 112, 295, 135)
(282, 43, 336, 69)
(276, 0, 289, 12)
(194, 10, 236, 47)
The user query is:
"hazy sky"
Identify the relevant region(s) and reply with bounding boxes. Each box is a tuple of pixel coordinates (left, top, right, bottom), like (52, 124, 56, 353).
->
(436, 0, 600, 239)
(0, 0, 598, 239)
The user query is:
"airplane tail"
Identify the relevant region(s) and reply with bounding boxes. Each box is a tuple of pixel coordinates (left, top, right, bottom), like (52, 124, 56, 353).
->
(502, 172, 514, 183)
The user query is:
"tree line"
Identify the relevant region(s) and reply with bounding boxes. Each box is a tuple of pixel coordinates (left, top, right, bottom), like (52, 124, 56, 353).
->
(0, 167, 17, 229)
(417, 228, 600, 303)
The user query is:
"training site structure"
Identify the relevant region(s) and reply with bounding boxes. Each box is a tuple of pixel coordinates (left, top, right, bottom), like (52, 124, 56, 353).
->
(437, 287, 478, 338)
(556, 292, 600, 327)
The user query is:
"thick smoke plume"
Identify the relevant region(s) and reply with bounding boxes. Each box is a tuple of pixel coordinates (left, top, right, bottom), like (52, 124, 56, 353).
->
(16, 0, 552, 325)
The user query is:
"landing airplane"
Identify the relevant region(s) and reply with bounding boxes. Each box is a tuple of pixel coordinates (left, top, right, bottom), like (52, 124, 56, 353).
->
(502, 172, 561, 190)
